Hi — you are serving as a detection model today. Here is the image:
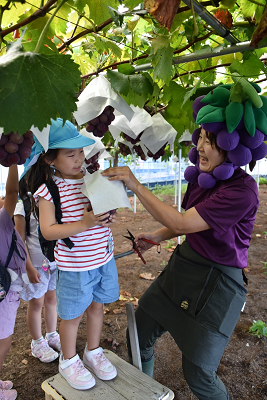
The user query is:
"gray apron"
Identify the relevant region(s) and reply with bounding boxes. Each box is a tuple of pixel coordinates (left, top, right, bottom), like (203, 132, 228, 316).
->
(138, 241, 246, 371)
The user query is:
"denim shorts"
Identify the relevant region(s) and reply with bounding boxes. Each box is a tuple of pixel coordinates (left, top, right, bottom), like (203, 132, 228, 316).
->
(56, 257, 119, 320)
(0, 291, 20, 339)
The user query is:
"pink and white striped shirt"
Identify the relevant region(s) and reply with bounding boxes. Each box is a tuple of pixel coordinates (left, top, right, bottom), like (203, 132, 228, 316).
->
(33, 176, 113, 272)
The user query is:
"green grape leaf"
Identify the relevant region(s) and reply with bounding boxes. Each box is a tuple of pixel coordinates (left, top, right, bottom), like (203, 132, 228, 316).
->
(0, 48, 81, 133)
(152, 45, 173, 85)
(220, 0, 236, 8)
(118, 64, 135, 75)
(22, 29, 58, 54)
(86, 0, 118, 25)
(106, 69, 130, 96)
(107, 69, 153, 100)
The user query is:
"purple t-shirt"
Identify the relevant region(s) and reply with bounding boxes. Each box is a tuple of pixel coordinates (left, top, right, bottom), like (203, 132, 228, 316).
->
(0, 206, 27, 276)
(182, 168, 259, 269)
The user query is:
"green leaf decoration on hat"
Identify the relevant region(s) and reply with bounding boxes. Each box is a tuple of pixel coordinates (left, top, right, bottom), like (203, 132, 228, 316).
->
(196, 104, 226, 124)
(260, 96, 267, 118)
(232, 72, 263, 108)
(253, 106, 267, 135)
(244, 100, 256, 137)
(225, 102, 244, 133)
(200, 86, 230, 108)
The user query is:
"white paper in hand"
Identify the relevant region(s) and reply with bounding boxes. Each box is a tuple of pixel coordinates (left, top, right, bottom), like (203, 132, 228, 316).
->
(81, 170, 132, 215)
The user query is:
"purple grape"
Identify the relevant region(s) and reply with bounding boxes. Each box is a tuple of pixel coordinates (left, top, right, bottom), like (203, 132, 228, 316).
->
(22, 137, 34, 147)
(108, 113, 115, 122)
(5, 141, 19, 153)
(0, 146, 8, 160)
(97, 122, 107, 132)
(6, 152, 20, 165)
(239, 128, 264, 150)
(250, 142, 267, 160)
(0, 159, 11, 167)
(86, 123, 94, 132)
(24, 130, 33, 139)
(202, 121, 227, 134)
(0, 135, 8, 146)
(192, 128, 201, 145)
(10, 132, 24, 144)
(216, 129, 240, 151)
(192, 96, 206, 115)
(91, 117, 99, 126)
(99, 114, 108, 123)
(17, 144, 32, 159)
(228, 143, 252, 166)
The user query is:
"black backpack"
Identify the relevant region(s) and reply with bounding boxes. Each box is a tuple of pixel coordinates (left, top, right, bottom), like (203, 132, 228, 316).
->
(23, 181, 74, 263)
(0, 229, 25, 302)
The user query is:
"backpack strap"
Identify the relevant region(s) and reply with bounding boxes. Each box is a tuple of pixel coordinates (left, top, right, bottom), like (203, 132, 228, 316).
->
(5, 229, 25, 268)
(23, 197, 31, 236)
(46, 180, 74, 250)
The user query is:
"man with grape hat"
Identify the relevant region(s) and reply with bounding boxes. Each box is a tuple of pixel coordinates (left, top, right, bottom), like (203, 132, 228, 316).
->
(102, 76, 267, 400)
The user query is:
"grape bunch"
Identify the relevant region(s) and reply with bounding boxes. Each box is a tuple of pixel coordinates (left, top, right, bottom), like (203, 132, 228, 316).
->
(86, 106, 115, 138)
(133, 144, 146, 161)
(122, 132, 143, 145)
(0, 130, 34, 167)
(84, 152, 100, 173)
(118, 142, 131, 157)
(100, 209, 116, 222)
(147, 143, 167, 160)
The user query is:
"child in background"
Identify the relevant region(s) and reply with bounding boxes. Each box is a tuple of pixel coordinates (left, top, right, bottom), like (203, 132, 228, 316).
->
(14, 172, 61, 363)
(0, 165, 28, 400)
(27, 118, 119, 391)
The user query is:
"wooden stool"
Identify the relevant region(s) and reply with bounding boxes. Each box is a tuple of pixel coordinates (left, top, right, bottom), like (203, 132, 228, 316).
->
(41, 349, 174, 400)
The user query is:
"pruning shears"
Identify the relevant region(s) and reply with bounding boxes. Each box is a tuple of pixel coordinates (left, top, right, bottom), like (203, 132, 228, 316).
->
(123, 229, 160, 265)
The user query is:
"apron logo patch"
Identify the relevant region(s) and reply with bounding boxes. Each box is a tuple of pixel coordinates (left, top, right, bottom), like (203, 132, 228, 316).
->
(180, 296, 191, 311)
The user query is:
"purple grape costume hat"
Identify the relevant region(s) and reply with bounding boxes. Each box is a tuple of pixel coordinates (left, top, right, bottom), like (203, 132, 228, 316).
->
(184, 73, 267, 188)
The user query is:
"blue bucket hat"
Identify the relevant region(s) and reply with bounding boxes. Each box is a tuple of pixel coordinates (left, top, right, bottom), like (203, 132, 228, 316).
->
(48, 118, 95, 149)
(20, 118, 95, 178)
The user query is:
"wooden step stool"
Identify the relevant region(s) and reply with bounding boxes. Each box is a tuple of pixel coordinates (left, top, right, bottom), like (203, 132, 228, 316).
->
(42, 304, 174, 400)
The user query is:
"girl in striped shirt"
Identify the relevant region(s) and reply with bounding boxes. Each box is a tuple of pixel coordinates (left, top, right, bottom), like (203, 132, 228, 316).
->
(27, 118, 119, 391)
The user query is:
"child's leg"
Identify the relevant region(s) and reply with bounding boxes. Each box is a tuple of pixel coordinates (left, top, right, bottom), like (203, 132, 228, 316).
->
(59, 315, 83, 360)
(85, 301, 103, 350)
(0, 336, 12, 372)
(83, 301, 117, 381)
(43, 289, 57, 334)
(28, 295, 59, 363)
(58, 315, 96, 390)
(27, 296, 44, 340)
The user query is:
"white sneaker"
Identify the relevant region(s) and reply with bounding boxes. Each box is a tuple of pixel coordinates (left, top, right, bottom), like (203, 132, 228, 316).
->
(59, 354, 95, 390)
(31, 338, 58, 363)
(83, 345, 117, 381)
(46, 332, 61, 352)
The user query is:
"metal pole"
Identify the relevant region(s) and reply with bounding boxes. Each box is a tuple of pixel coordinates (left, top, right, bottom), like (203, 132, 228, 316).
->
(178, 149, 182, 245)
(134, 155, 137, 214)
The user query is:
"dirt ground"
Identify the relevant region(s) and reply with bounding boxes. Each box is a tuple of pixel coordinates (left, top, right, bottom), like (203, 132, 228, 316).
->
(2, 186, 267, 399)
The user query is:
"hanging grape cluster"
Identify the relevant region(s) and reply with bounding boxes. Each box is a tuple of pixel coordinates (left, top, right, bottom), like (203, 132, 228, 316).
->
(84, 152, 100, 173)
(121, 131, 167, 160)
(0, 130, 34, 167)
(86, 106, 115, 138)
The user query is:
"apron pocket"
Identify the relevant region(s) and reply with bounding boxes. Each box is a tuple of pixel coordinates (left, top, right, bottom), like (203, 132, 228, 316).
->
(196, 272, 246, 337)
(159, 250, 222, 317)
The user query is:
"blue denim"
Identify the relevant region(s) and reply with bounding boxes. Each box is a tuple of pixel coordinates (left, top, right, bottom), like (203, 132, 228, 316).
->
(56, 257, 118, 320)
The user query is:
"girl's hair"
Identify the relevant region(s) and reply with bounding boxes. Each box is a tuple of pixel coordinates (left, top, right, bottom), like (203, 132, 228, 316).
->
(27, 149, 60, 218)
(205, 130, 256, 172)
(19, 173, 30, 202)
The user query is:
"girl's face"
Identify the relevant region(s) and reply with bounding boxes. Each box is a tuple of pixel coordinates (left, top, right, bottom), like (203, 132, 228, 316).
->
(51, 148, 85, 179)
(197, 129, 226, 173)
